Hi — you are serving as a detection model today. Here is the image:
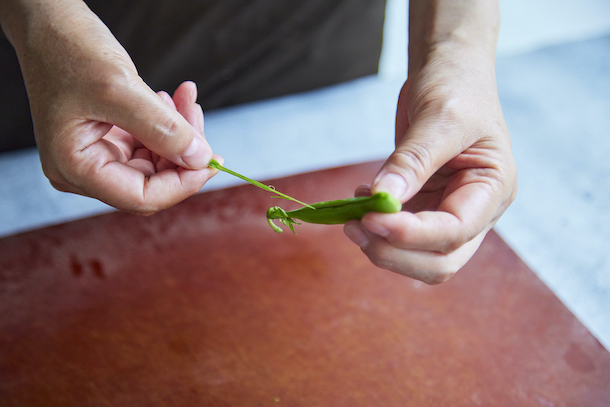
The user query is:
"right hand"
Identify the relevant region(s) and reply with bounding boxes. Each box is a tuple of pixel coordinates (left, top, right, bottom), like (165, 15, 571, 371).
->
(344, 41, 517, 284)
(1, 0, 219, 215)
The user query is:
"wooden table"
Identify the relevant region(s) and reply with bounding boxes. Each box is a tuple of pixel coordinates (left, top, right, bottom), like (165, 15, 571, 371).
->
(1, 162, 609, 406)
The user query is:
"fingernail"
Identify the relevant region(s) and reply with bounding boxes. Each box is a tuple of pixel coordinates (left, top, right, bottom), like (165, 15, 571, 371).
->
(344, 223, 369, 248)
(182, 136, 211, 169)
(374, 172, 408, 200)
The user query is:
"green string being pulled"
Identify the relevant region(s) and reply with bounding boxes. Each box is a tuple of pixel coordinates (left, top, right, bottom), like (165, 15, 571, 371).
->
(208, 159, 313, 209)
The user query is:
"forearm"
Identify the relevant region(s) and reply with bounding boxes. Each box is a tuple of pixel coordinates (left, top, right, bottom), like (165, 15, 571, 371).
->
(0, 0, 28, 43)
(0, 0, 137, 126)
(0, 0, 101, 63)
(408, 0, 500, 74)
(0, 0, 59, 47)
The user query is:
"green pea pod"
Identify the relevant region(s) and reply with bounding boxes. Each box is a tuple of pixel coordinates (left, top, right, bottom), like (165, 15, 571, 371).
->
(266, 192, 402, 233)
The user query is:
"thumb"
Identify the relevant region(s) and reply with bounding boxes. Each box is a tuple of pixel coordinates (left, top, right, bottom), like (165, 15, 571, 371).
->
(372, 119, 462, 202)
(108, 78, 212, 169)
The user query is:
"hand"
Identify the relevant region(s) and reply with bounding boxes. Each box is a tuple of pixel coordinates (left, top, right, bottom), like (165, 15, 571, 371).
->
(344, 41, 517, 284)
(1, 0, 219, 214)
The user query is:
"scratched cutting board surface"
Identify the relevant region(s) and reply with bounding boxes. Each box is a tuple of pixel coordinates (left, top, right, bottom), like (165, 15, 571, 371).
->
(1, 161, 609, 406)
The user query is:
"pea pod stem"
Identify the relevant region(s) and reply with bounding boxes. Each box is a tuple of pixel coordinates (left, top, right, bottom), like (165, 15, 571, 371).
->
(208, 159, 314, 209)
(267, 192, 402, 233)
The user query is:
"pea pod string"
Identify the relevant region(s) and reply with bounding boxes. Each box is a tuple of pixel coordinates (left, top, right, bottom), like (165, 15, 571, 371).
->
(208, 159, 313, 208)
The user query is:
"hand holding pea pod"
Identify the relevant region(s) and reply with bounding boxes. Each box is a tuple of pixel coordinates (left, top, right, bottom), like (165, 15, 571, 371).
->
(343, 0, 518, 285)
(2, 0, 217, 215)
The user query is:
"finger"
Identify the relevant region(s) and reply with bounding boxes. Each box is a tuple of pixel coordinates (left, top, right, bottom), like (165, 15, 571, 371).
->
(172, 81, 205, 133)
(171, 87, 213, 173)
(361, 181, 498, 253)
(104, 77, 212, 170)
(172, 81, 197, 112)
(76, 149, 221, 215)
(176, 100, 205, 135)
(101, 124, 136, 161)
(372, 118, 464, 203)
(153, 90, 185, 172)
(57, 118, 217, 213)
(158, 90, 177, 110)
(361, 211, 462, 253)
(344, 221, 487, 284)
(127, 148, 156, 176)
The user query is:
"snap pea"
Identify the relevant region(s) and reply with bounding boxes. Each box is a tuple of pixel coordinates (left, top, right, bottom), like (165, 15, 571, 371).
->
(266, 192, 402, 233)
(207, 159, 401, 234)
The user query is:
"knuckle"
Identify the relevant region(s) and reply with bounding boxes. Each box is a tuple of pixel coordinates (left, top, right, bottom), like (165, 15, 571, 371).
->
(439, 218, 479, 255)
(41, 154, 83, 193)
(413, 83, 462, 125)
(128, 194, 159, 216)
(48, 179, 71, 193)
(393, 147, 432, 179)
(96, 66, 138, 104)
(40, 162, 63, 186)
(423, 267, 457, 285)
(123, 199, 160, 217)
(130, 207, 157, 217)
(363, 243, 398, 272)
(364, 241, 459, 285)
(423, 244, 478, 284)
(361, 221, 470, 284)
(439, 234, 469, 254)
(127, 183, 183, 216)
(155, 116, 182, 149)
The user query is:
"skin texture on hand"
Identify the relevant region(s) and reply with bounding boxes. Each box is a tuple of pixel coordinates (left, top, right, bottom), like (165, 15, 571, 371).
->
(344, 0, 518, 284)
(0, 0, 220, 214)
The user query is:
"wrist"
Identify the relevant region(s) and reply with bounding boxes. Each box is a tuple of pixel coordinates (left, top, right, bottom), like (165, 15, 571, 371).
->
(408, 0, 500, 75)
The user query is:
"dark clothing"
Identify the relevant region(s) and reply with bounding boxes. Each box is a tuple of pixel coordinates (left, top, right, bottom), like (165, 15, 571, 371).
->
(0, 0, 386, 152)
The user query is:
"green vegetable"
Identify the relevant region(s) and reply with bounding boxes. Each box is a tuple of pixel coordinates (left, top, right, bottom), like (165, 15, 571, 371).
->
(208, 159, 401, 234)
(208, 159, 313, 208)
(266, 192, 402, 233)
